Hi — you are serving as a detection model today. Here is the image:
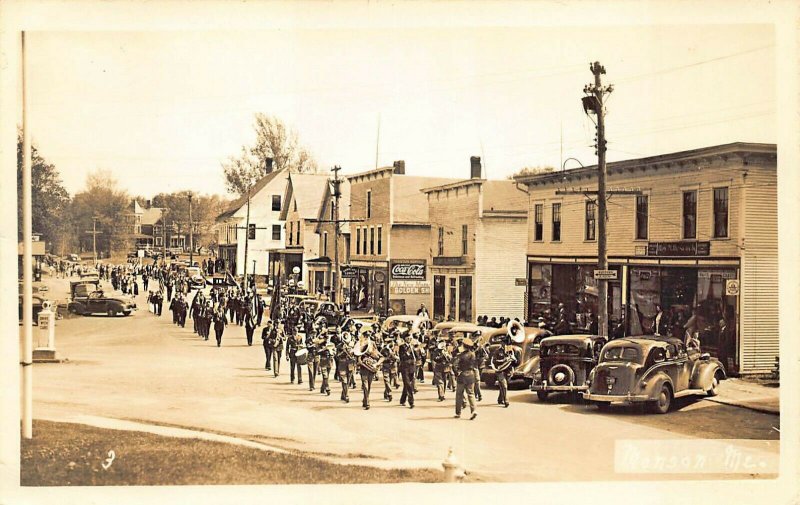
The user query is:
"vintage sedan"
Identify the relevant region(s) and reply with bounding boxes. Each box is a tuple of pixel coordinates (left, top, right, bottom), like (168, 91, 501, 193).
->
(68, 280, 136, 317)
(531, 334, 607, 401)
(583, 335, 726, 414)
(301, 299, 344, 328)
(381, 315, 434, 336)
(480, 323, 544, 388)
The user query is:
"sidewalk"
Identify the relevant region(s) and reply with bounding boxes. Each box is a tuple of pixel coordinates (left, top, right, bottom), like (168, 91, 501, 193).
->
(707, 378, 780, 415)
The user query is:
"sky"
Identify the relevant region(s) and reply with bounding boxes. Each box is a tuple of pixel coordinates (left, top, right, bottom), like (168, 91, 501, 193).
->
(24, 23, 775, 198)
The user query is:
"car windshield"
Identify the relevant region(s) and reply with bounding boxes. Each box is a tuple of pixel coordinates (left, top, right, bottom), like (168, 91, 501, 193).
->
(542, 343, 580, 357)
(601, 346, 640, 362)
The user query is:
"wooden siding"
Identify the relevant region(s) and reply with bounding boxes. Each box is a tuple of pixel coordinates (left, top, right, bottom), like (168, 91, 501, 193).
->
(475, 217, 527, 320)
(740, 166, 779, 374)
(525, 160, 745, 258)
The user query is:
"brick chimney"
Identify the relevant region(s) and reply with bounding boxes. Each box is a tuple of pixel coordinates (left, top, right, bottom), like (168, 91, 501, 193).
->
(393, 160, 405, 175)
(265, 157, 274, 175)
(470, 156, 482, 179)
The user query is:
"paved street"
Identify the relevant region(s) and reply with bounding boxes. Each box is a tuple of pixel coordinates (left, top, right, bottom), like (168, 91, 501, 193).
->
(27, 276, 780, 482)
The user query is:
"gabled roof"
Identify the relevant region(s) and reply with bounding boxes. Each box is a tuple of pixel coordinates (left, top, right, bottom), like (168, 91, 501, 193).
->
(216, 168, 287, 221)
(314, 177, 351, 234)
(140, 207, 164, 226)
(280, 173, 330, 221)
(482, 180, 528, 214)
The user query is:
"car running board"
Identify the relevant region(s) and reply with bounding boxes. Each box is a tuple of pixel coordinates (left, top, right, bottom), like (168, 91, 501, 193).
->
(673, 388, 707, 398)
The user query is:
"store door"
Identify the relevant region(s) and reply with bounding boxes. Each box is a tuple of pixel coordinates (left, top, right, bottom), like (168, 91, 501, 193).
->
(433, 275, 446, 321)
(448, 278, 457, 320)
(458, 276, 473, 322)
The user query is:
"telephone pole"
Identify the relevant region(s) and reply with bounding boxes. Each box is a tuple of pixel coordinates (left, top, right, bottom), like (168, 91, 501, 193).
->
(331, 165, 342, 304)
(85, 217, 103, 263)
(188, 193, 194, 266)
(557, 62, 638, 338)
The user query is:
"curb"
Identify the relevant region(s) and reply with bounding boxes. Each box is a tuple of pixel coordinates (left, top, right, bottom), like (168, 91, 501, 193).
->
(704, 397, 779, 415)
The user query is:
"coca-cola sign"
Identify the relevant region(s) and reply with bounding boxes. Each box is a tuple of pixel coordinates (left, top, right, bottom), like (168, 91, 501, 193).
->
(390, 261, 426, 280)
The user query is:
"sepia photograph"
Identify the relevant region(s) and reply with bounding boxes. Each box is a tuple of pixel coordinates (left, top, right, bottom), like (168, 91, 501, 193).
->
(1, 1, 798, 504)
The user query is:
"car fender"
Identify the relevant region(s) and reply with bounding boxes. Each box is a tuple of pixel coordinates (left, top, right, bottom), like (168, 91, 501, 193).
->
(642, 371, 673, 399)
(68, 301, 85, 313)
(522, 355, 540, 378)
(694, 362, 726, 390)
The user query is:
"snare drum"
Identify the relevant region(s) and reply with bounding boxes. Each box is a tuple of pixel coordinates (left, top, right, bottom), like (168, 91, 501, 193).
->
(295, 348, 309, 365)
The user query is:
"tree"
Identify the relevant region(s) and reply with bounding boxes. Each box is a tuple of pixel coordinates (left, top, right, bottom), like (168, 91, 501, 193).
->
(222, 114, 319, 196)
(151, 191, 230, 250)
(507, 165, 555, 179)
(221, 114, 319, 280)
(16, 131, 73, 255)
(71, 169, 130, 257)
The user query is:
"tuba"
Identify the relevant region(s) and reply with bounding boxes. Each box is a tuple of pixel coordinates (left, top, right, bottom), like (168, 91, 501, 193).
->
(492, 347, 517, 373)
(507, 320, 526, 344)
(353, 339, 380, 373)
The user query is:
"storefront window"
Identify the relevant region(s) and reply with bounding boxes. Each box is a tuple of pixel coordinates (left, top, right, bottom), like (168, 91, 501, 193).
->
(627, 266, 738, 369)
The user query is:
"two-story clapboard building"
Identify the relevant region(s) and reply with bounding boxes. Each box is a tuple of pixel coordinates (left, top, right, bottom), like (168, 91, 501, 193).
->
(271, 173, 330, 291)
(214, 167, 287, 277)
(515, 142, 777, 375)
(422, 157, 529, 322)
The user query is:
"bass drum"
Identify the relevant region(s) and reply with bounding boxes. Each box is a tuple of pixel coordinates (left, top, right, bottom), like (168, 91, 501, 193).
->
(295, 348, 309, 366)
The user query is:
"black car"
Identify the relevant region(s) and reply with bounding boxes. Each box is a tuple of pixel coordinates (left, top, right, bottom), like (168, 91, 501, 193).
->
(68, 280, 136, 317)
(531, 334, 607, 401)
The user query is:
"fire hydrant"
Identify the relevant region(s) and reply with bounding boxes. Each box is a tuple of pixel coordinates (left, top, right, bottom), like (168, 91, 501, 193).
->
(442, 447, 466, 483)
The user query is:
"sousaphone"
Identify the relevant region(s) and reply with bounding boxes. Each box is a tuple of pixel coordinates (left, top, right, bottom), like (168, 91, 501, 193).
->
(507, 320, 526, 344)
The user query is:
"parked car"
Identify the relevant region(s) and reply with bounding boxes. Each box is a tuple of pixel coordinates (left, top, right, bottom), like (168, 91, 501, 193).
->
(67, 280, 136, 317)
(301, 299, 344, 328)
(480, 323, 544, 388)
(381, 315, 434, 336)
(530, 334, 607, 401)
(18, 294, 46, 324)
(583, 335, 726, 414)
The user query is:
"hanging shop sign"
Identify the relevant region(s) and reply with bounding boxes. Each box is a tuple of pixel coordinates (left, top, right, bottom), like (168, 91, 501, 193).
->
(647, 241, 710, 257)
(340, 265, 358, 279)
(390, 261, 427, 280)
(390, 281, 431, 295)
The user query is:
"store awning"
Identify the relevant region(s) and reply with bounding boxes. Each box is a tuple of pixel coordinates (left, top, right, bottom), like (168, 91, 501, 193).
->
(305, 256, 332, 265)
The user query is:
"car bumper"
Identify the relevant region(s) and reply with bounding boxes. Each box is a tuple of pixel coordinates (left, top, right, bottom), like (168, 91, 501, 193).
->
(582, 392, 649, 403)
(532, 384, 588, 392)
(481, 370, 527, 382)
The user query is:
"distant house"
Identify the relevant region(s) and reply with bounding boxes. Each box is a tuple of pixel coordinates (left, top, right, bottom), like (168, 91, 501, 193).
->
(122, 200, 164, 251)
(213, 168, 288, 277)
(272, 173, 330, 290)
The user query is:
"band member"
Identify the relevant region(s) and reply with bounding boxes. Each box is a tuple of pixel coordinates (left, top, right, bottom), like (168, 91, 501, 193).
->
(380, 340, 398, 402)
(244, 310, 256, 346)
(262, 321, 276, 370)
(398, 334, 417, 409)
(318, 340, 334, 396)
(305, 333, 319, 391)
(213, 306, 227, 347)
(272, 324, 285, 377)
(356, 333, 382, 410)
(490, 338, 519, 408)
(474, 340, 490, 402)
(335, 335, 354, 403)
(414, 331, 427, 385)
(286, 333, 304, 384)
(454, 338, 478, 420)
(432, 340, 451, 402)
